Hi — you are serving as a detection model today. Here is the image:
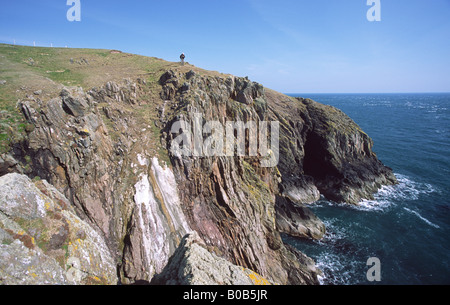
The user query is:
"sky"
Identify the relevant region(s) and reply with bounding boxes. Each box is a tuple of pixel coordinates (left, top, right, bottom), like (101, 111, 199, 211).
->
(1, 0, 449, 93)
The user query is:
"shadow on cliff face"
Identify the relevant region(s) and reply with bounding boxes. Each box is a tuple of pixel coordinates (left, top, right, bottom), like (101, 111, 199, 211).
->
(303, 132, 342, 181)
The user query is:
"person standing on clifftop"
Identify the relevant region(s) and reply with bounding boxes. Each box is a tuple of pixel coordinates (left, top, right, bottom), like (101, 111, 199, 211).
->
(180, 53, 185, 66)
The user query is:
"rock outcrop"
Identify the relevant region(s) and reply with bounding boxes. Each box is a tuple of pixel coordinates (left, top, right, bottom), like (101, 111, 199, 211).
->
(266, 90, 397, 206)
(0, 53, 397, 285)
(299, 98, 397, 204)
(275, 196, 326, 240)
(0, 173, 117, 285)
(151, 232, 283, 285)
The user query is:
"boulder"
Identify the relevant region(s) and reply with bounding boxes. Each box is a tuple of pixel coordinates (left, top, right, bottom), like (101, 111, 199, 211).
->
(61, 94, 88, 117)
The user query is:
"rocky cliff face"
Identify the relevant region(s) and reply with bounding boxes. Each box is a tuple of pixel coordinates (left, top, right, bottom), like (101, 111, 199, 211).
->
(0, 57, 396, 285)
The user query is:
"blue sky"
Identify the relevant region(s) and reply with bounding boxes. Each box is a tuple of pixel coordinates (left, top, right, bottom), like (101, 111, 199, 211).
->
(1, 0, 449, 93)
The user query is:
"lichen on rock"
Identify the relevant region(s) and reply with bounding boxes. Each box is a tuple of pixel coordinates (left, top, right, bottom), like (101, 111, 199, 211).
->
(0, 173, 117, 285)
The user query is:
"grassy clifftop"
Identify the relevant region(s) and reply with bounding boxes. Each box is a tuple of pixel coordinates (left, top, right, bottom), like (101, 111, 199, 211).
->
(0, 43, 227, 153)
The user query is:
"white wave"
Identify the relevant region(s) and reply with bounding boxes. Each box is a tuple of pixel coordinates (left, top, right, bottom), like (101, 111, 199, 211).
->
(384, 174, 432, 199)
(319, 218, 347, 244)
(315, 252, 360, 285)
(403, 207, 440, 229)
(312, 174, 437, 213)
(355, 174, 436, 212)
(357, 199, 391, 211)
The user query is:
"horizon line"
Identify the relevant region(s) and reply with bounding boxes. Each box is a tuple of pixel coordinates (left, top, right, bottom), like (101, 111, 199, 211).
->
(285, 92, 450, 95)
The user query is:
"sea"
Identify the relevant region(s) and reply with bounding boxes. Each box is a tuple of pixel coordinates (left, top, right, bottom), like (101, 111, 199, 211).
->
(284, 93, 450, 285)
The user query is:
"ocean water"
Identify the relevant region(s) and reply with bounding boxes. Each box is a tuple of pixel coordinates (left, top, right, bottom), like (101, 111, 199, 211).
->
(284, 93, 450, 285)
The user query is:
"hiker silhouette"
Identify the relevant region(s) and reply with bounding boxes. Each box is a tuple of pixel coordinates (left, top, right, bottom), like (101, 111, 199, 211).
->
(180, 53, 185, 65)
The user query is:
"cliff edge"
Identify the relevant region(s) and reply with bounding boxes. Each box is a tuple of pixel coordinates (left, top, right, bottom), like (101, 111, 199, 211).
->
(0, 44, 396, 285)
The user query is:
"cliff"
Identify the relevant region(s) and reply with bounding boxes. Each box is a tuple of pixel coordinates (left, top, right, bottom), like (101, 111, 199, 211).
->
(0, 44, 396, 285)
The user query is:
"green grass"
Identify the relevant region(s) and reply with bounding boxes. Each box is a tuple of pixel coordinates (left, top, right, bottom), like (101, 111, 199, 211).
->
(1, 44, 98, 87)
(151, 124, 171, 166)
(0, 103, 27, 154)
(0, 43, 231, 157)
(0, 44, 178, 89)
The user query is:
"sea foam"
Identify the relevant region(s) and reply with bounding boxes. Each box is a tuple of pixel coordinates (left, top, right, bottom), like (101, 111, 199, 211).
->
(356, 173, 436, 212)
(403, 207, 440, 229)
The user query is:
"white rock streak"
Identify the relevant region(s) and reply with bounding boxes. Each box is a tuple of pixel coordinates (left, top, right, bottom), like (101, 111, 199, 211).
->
(133, 157, 191, 278)
(150, 157, 191, 235)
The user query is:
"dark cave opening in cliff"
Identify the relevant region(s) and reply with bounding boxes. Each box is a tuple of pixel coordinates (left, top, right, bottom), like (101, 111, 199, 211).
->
(303, 133, 330, 181)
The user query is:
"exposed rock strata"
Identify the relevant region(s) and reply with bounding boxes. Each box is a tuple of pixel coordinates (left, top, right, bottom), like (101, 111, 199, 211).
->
(159, 70, 323, 284)
(121, 157, 192, 283)
(299, 98, 397, 204)
(1, 65, 397, 285)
